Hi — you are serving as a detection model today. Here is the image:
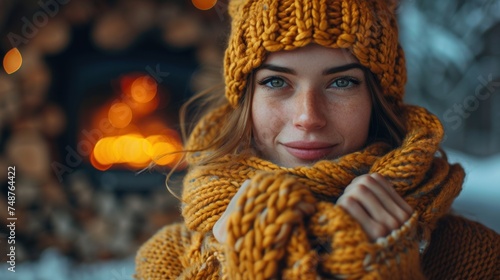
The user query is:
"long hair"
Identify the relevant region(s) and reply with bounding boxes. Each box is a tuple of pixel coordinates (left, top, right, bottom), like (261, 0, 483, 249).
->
(178, 74, 254, 167)
(365, 68, 407, 146)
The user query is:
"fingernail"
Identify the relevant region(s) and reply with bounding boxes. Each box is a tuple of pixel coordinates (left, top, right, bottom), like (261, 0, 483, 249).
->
(214, 214, 228, 242)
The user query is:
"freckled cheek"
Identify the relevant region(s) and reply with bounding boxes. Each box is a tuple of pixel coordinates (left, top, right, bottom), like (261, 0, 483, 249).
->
(342, 104, 371, 146)
(251, 107, 283, 148)
(328, 97, 368, 136)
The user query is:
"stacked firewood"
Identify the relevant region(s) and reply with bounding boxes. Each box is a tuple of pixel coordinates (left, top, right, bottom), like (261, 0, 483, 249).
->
(0, 0, 228, 263)
(92, 0, 228, 91)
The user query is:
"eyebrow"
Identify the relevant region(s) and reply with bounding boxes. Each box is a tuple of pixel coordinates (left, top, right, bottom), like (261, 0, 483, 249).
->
(256, 63, 365, 75)
(322, 63, 365, 75)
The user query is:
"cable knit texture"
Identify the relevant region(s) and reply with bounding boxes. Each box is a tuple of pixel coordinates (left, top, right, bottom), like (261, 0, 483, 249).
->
(135, 0, 500, 278)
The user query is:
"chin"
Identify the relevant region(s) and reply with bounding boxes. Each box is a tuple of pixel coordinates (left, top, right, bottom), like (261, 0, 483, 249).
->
(279, 158, 316, 168)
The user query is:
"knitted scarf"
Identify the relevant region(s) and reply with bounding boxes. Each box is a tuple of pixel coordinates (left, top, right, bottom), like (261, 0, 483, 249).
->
(180, 103, 465, 279)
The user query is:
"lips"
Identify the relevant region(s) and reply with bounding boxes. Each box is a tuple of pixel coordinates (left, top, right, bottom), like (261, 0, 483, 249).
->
(282, 141, 336, 161)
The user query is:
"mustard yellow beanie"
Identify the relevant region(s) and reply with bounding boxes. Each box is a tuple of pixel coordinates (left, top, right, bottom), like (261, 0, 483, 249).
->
(224, 0, 406, 107)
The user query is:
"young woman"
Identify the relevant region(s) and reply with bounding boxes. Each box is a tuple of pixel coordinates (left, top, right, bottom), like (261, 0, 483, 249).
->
(135, 0, 500, 279)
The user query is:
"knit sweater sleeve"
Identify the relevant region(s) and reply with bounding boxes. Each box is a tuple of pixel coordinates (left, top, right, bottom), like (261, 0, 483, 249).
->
(310, 202, 426, 279)
(134, 223, 223, 280)
(134, 223, 188, 279)
(422, 214, 500, 279)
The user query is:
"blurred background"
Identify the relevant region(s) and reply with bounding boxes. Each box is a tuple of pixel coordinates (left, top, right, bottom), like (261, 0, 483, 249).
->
(0, 0, 498, 279)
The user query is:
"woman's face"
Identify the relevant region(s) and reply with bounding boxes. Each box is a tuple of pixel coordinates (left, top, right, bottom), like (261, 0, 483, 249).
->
(251, 44, 372, 168)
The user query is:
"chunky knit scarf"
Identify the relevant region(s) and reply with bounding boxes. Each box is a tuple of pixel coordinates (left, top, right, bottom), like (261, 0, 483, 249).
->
(179, 103, 465, 279)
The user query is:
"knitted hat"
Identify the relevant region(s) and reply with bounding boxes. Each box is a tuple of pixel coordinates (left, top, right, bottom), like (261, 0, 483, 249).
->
(223, 0, 406, 107)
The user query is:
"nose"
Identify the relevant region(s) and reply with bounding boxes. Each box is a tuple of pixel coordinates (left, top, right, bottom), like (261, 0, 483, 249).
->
(292, 89, 327, 131)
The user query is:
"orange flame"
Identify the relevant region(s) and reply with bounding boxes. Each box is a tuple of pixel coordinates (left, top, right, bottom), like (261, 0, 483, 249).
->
(87, 72, 183, 171)
(3, 48, 23, 74)
(108, 102, 133, 128)
(192, 0, 218, 10)
(120, 74, 160, 117)
(128, 94, 159, 117)
(91, 134, 183, 169)
(131, 76, 157, 103)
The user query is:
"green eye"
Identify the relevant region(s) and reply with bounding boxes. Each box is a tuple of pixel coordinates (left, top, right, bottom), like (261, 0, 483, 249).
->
(333, 78, 351, 88)
(268, 78, 285, 88)
(331, 77, 360, 89)
(258, 77, 288, 89)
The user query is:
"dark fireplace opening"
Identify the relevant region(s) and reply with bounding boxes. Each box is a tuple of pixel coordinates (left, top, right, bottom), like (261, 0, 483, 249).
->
(47, 24, 198, 190)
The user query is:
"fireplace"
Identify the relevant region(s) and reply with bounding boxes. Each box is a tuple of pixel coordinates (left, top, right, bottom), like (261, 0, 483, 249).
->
(51, 26, 198, 190)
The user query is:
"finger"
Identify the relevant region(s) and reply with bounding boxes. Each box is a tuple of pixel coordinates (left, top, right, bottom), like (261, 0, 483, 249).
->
(357, 175, 411, 227)
(348, 175, 409, 225)
(345, 175, 366, 192)
(346, 183, 404, 231)
(370, 173, 413, 215)
(227, 179, 251, 212)
(213, 179, 251, 243)
(338, 196, 389, 241)
(213, 213, 228, 243)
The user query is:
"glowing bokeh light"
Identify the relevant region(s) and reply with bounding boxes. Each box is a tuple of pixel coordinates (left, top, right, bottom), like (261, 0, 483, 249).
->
(131, 76, 157, 103)
(90, 151, 112, 171)
(108, 102, 133, 128)
(192, 0, 217, 10)
(128, 95, 159, 116)
(3, 48, 23, 74)
(88, 72, 185, 170)
(91, 134, 183, 169)
(117, 135, 150, 164)
(151, 142, 178, 166)
(93, 137, 114, 165)
(146, 134, 170, 145)
(120, 75, 136, 95)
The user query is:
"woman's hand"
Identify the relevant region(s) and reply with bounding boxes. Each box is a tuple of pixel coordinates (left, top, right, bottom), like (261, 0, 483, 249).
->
(337, 173, 413, 241)
(213, 180, 251, 243)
